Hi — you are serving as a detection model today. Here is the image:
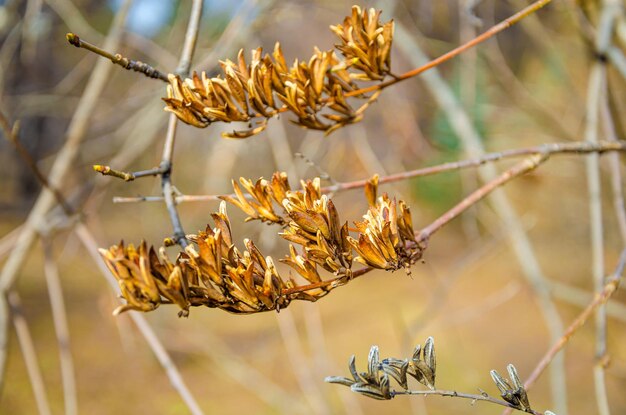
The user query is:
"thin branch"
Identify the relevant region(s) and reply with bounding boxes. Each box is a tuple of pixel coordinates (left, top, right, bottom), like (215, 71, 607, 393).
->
(0, 111, 73, 216)
(8, 291, 52, 415)
(65, 33, 169, 82)
(175, 0, 204, 76)
(522, 248, 626, 392)
(276, 311, 332, 415)
(111, 140, 626, 204)
(393, 389, 544, 415)
(158, 0, 203, 250)
(92, 164, 166, 182)
(586, 2, 620, 413)
(418, 154, 547, 241)
(345, 0, 553, 97)
(42, 240, 77, 415)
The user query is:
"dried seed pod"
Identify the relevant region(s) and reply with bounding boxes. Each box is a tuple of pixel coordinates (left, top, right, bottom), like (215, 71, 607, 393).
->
(490, 369, 518, 406)
(350, 382, 390, 400)
(324, 376, 355, 386)
(507, 364, 531, 411)
(163, 7, 394, 137)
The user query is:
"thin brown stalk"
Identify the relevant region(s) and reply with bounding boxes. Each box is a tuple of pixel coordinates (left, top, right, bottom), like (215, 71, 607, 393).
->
(8, 291, 52, 415)
(65, 33, 169, 82)
(522, 248, 626, 393)
(42, 239, 77, 415)
(547, 280, 626, 322)
(394, 389, 544, 414)
(418, 154, 547, 240)
(111, 140, 626, 204)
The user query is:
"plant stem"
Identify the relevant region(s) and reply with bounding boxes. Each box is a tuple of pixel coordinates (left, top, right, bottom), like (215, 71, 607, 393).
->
(66, 32, 169, 82)
(346, 0, 553, 97)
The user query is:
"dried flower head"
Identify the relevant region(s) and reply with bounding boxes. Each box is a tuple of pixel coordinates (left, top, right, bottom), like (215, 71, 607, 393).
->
(490, 364, 532, 411)
(326, 337, 436, 400)
(101, 172, 423, 316)
(163, 6, 393, 137)
(347, 177, 419, 273)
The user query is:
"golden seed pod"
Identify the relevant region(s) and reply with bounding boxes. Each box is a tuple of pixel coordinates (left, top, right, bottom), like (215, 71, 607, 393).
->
(163, 7, 394, 138)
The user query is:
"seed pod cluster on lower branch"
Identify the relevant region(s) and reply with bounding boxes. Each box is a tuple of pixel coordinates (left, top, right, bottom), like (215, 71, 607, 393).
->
(100, 173, 425, 316)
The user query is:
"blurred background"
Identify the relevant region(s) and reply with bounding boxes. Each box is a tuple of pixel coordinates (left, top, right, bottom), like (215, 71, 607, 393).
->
(1, 0, 626, 414)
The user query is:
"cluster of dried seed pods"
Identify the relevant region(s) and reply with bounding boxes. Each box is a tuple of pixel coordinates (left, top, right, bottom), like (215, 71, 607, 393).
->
(348, 175, 419, 272)
(100, 172, 424, 315)
(163, 6, 394, 137)
(325, 337, 436, 400)
(490, 364, 532, 412)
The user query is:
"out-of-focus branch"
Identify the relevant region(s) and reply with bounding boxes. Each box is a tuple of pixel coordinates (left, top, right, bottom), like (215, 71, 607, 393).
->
(8, 292, 52, 415)
(0, 111, 73, 215)
(585, 2, 620, 413)
(0, 0, 133, 390)
(522, 248, 626, 393)
(42, 240, 77, 415)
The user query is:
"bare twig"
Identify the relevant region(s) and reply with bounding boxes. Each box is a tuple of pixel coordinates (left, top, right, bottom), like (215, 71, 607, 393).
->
(522, 248, 626, 393)
(65, 33, 169, 82)
(111, 140, 626, 204)
(174, 0, 203, 76)
(393, 389, 544, 415)
(418, 154, 547, 240)
(42, 239, 77, 415)
(8, 291, 52, 415)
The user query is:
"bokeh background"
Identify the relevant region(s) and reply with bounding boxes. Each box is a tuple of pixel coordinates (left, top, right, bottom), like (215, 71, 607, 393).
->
(1, 0, 626, 414)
